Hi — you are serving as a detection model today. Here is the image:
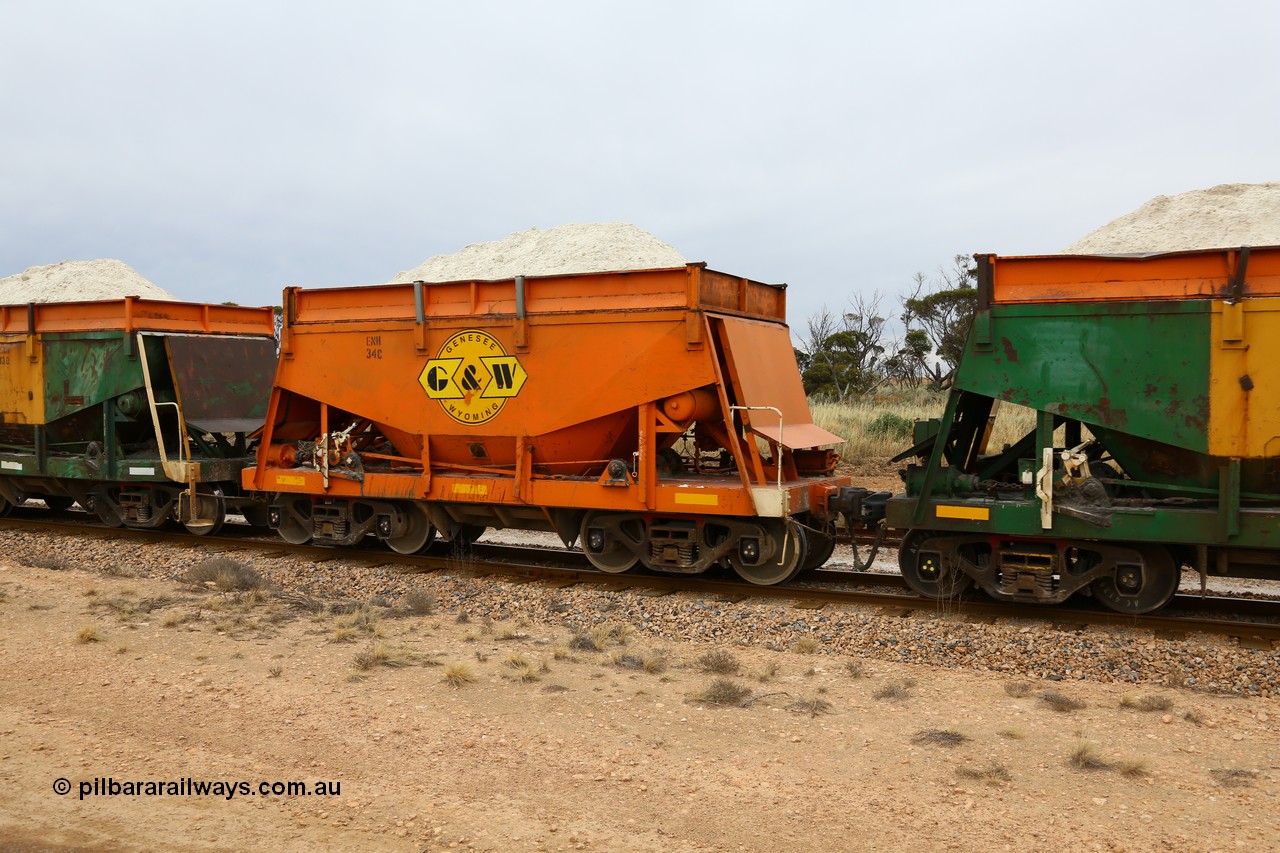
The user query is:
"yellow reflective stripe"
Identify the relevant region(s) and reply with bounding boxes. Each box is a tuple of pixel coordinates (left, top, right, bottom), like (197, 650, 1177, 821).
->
(935, 504, 990, 521)
(673, 492, 718, 506)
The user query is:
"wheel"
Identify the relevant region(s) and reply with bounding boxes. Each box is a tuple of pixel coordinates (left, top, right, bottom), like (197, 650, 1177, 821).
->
(42, 496, 75, 513)
(898, 529, 973, 598)
(0, 494, 13, 517)
(580, 512, 642, 573)
(275, 500, 312, 545)
(183, 487, 226, 536)
(799, 517, 837, 570)
(93, 492, 124, 528)
(728, 518, 807, 585)
(1090, 544, 1180, 615)
(386, 503, 437, 555)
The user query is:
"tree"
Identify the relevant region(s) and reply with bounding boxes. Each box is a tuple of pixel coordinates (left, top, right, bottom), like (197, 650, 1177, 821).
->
(900, 254, 977, 389)
(800, 294, 888, 400)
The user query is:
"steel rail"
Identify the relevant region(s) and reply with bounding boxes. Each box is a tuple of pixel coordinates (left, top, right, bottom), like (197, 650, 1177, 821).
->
(2, 514, 1278, 644)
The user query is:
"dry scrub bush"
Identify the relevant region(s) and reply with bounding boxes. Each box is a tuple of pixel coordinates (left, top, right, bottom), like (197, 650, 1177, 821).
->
(399, 589, 436, 616)
(1119, 694, 1173, 712)
(183, 558, 265, 592)
(1003, 681, 1034, 698)
(21, 553, 70, 571)
(75, 626, 102, 644)
(692, 678, 753, 708)
(911, 728, 969, 747)
(613, 650, 668, 674)
(788, 697, 833, 717)
(752, 662, 781, 683)
(957, 763, 1012, 783)
(1040, 690, 1086, 712)
(1210, 768, 1257, 788)
(695, 649, 741, 675)
(843, 659, 866, 679)
(442, 663, 477, 688)
(873, 678, 916, 701)
(267, 665, 283, 678)
(790, 636, 821, 655)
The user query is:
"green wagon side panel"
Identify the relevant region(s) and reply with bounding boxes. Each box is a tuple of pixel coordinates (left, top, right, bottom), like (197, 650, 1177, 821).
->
(42, 332, 145, 422)
(957, 300, 1211, 454)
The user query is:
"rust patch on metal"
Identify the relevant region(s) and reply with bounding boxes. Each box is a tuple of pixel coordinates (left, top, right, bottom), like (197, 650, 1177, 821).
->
(1000, 337, 1019, 364)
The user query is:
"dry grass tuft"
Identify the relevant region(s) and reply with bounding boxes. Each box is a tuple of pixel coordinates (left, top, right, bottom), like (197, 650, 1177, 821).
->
(1163, 665, 1187, 689)
(956, 762, 1012, 783)
(1209, 768, 1257, 788)
(1040, 690, 1086, 712)
(843, 659, 866, 678)
(692, 678, 753, 708)
(911, 728, 969, 747)
(267, 665, 283, 678)
(790, 636, 822, 655)
(613, 650, 668, 674)
(1119, 694, 1174, 713)
(442, 663, 477, 688)
(400, 589, 436, 616)
(353, 645, 412, 671)
(331, 606, 382, 643)
(505, 662, 540, 684)
(21, 553, 70, 571)
(75, 625, 102, 644)
(1182, 708, 1206, 725)
(788, 697, 833, 717)
(569, 622, 633, 652)
(873, 678, 916, 701)
(695, 649, 741, 675)
(1117, 758, 1150, 778)
(997, 727, 1026, 740)
(495, 626, 529, 641)
(1069, 740, 1110, 771)
(183, 558, 265, 592)
(752, 662, 781, 683)
(1003, 680, 1034, 698)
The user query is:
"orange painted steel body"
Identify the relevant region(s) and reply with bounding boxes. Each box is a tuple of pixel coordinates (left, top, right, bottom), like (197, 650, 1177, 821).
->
(246, 264, 847, 519)
(986, 246, 1280, 304)
(0, 297, 276, 337)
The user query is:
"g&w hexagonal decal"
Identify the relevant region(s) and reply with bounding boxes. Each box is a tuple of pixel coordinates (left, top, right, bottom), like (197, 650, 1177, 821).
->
(418, 329, 527, 424)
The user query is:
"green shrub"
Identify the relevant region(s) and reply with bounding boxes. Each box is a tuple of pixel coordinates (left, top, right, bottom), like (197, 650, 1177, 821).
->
(865, 411, 913, 441)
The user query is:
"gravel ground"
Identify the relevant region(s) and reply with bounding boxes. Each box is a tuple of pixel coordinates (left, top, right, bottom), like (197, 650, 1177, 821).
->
(7, 526, 1279, 698)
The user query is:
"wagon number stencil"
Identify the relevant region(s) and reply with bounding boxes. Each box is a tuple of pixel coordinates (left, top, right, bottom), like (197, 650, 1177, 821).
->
(418, 329, 527, 425)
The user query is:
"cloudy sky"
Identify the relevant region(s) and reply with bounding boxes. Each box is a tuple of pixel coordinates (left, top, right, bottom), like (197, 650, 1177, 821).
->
(3, 1, 1277, 327)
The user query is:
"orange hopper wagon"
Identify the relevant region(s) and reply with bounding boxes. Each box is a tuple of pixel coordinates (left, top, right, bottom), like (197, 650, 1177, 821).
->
(244, 264, 859, 584)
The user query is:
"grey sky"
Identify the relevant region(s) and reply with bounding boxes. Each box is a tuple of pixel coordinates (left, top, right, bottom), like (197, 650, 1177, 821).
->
(3, 1, 1277, 330)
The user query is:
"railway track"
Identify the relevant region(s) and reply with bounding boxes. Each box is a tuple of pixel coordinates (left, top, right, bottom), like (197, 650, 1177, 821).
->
(3, 513, 1278, 646)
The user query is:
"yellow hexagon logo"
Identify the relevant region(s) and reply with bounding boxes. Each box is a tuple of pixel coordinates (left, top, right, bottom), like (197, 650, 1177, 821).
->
(418, 329, 527, 425)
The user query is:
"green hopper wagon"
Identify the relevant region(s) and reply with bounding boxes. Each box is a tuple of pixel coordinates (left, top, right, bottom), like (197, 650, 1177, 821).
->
(888, 245, 1280, 614)
(0, 297, 277, 533)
